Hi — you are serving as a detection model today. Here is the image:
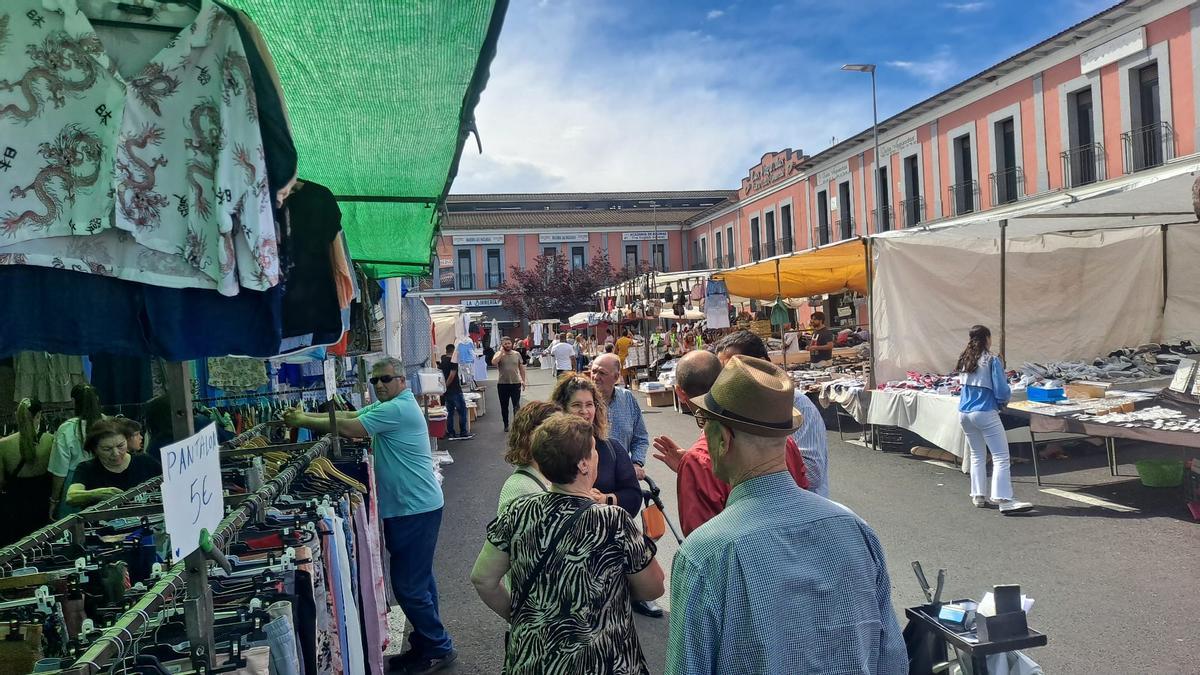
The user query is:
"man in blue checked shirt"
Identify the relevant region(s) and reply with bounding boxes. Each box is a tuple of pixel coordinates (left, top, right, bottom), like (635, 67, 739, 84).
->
(666, 356, 906, 675)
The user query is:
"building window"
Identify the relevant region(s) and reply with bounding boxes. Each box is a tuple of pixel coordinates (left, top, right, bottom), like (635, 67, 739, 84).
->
(1124, 63, 1166, 171)
(542, 246, 557, 260)
(763, 211, 776, 257)
(991, 118, 1020, 205)
(951, 134, 976, 215)
(726, 227, 734, 266)
(714, 233, 723, 267)
(780, 204, 793, 252)
(486, 248, 502, 289)
(903, 155, 922, 227)
(625, 244, 638, 271)
(652, 242, 666, 271)
(1063, 88, 1102, 187)
(750, 216, 761, 261)
(817, 191, 830, 245)
(571, 246, 585, 270)
(838, 181, 852, 239)
(457, 249, 473, 290)
(875, 166, 891, 232)
(699, 238, 708, 268)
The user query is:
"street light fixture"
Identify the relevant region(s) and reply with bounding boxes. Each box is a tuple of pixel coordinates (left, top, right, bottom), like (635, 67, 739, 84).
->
(842, 63, 880, 235)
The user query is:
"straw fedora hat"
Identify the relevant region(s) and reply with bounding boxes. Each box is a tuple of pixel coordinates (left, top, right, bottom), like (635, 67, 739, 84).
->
(692, 355, 802, 437)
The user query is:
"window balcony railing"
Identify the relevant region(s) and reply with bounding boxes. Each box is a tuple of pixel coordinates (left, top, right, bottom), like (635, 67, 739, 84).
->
(1121, 121, 1173, 173)
(817, 224, 831, 246)
(988, 166, 1024, 206)
(691, 259, 708, 271)
(838, 215, 855, 240)
(775, 236, 794, 255)
(900, 197, 924, 228)
(749, 244, 762, 262)
(458, 275, 474, 290)
(724, 253, 735, 268)
(1060, 143, 1105, 188)
(872, 206, 893, 233)
(486, 274, 502, 289)
(947, 180, 980, 216)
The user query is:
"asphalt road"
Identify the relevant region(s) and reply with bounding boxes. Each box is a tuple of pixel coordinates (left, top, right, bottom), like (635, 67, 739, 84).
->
(407, 366, 1198, 674)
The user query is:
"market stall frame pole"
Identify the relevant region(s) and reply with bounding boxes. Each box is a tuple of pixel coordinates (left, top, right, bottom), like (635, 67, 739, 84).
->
(999, 219, 1007, 360)
(776, 258, 788, 363)
(864, 237, 880, 452)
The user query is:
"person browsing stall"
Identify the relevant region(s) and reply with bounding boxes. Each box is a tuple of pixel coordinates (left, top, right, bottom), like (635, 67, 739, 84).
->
(589, 354, 650, 478)
(48, 384, 104, 519)
(496, 401, 559, 514)
(615, 328, 635, 385)
(807, 311, 835, 364)
(665, 356, 906, 675)
(66, 419, 159, 507)
(283, 357, 457, 674)
(651, 350, 809, 537)
(549, 333, 576, 378)
(492, 337, 527, 433)
(472, 413, 664, 674)
(439, 344, 473, 441)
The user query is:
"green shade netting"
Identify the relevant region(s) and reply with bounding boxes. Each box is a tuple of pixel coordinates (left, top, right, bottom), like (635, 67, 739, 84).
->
(233, 0, 506, 279)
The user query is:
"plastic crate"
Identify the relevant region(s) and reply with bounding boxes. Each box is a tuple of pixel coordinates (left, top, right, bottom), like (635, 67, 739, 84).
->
(1027, 386, 1065, 403)
(1135, 459, 1184, 487)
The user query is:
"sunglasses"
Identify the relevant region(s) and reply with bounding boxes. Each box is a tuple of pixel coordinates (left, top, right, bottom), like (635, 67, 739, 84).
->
(369, 375, 398, 385)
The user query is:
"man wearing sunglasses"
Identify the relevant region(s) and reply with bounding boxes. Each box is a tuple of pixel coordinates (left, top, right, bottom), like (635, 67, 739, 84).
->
(283, 357, 457, 674)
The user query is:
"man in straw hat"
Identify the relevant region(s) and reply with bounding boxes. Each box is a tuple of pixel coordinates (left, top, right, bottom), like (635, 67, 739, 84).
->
(665, 355, 906, 675)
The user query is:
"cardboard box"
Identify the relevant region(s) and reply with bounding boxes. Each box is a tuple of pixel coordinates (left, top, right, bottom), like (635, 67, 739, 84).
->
(645, 390, 675, 408)
(1065, 382, 1107, 399)
(769, 350, 810, 366)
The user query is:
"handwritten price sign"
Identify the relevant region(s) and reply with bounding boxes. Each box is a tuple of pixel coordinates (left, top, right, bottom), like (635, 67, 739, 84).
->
(159, 423, 223, 560)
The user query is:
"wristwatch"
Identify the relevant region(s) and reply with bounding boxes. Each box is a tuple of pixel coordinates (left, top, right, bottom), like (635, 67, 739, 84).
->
(605, 494, 615, 506)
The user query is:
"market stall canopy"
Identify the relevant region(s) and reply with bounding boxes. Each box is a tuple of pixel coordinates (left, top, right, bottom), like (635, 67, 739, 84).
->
(594, 269, 717, 299)
(714, 240, 867, 301)
(659, 308, 704, 321)
(237, 0, 509, 279)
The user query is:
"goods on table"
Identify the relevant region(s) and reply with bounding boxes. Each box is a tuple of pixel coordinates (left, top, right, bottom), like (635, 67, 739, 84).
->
(1017, 341, 1198, 385)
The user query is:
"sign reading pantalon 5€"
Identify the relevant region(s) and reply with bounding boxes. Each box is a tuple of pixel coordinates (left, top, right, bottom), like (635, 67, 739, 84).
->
(159, 423, 223, 560)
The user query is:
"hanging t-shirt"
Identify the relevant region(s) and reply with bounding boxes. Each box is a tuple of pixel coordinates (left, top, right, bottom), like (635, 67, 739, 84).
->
(472, 353, 489, 382)
(0, 0, 279, 295)
(281, 182, 343, 337)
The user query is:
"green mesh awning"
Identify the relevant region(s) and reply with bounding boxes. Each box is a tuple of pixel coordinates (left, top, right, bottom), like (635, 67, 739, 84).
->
(234, 0, 508, 279)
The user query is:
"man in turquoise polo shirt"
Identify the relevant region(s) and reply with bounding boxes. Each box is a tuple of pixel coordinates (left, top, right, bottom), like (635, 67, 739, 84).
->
(284, 357, 455, 674)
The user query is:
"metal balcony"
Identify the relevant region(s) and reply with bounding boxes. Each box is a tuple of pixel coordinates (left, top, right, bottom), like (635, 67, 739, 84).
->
(988, 166, 1024, 206)
(1060, 143, 1105, 187)
(947, 180, 979, 216)
(1121, 121, 1173, 172)
(776, 236, 794, 255)
(838, 215, 855, 240)
(899, 197, 924, 228)
(872, 206, 893, 233)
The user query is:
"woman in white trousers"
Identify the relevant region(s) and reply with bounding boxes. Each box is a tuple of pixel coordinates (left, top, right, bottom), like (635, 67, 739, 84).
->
(956, 325, 1034, 515)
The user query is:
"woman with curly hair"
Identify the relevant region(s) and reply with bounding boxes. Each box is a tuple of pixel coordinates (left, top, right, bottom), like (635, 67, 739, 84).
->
(549, 375, 641, 516)
(496, 401, 560, 515)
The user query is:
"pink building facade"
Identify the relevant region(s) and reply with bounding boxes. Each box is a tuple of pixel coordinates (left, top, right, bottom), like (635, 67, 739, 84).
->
(685, 0, 1200, 265)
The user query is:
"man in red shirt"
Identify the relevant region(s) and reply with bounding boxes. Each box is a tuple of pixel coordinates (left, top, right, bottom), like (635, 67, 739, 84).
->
(652, 348, 808, 536)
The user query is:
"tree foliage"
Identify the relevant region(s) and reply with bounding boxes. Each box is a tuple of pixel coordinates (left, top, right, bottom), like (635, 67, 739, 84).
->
(498, 248, 651, 322)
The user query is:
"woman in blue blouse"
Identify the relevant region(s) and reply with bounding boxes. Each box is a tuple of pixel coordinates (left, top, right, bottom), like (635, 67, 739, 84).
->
(956, 325, 1033, 514)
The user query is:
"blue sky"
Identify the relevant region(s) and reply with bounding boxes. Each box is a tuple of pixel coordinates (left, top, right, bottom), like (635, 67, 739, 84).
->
(453, 0, 1115, 193)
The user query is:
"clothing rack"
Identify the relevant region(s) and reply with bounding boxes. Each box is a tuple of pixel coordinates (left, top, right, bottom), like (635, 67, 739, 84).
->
(58, 434, 334, 675)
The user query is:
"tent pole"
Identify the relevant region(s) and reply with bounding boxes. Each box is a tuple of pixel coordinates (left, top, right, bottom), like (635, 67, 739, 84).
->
(864, 238, 877, 391)
(999, 219, 1007, 361)
(1161, 224, 1168, 317)
(775, 259, 786, 359)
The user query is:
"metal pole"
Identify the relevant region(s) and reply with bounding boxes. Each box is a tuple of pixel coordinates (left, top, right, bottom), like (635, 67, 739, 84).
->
(871, 69, 881, 235)
(775, 259, 787, 361)
(864, 237, 877, 391)
(999, 219, 1007, 360)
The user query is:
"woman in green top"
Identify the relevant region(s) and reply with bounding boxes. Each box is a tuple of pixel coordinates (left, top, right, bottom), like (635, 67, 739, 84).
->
(496, 401, 560, 515)
(47, 384, 103, 519)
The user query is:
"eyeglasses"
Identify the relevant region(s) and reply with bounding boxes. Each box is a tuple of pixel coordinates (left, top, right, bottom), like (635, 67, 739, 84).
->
(693, 411, 710, 429)
(368, 375, 398, 385)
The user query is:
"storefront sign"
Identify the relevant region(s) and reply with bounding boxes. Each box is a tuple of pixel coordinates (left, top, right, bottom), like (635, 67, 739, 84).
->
(879, 130, 919, 159)
(452, 234, 504, 245)
(1080, 27, 1145, 74)
(816, 162, 851, 186)
(539, 233, 589, 243)
(160, 423, 223, 560)
(463, 298, 502, 307)
(622, 231, 669, 241)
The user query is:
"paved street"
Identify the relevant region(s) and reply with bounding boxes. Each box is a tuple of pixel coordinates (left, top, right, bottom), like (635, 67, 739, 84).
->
(423, 366, 1198, 674)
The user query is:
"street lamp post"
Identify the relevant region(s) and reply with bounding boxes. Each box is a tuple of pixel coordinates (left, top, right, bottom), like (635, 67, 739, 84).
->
(842, 63, 880, 235)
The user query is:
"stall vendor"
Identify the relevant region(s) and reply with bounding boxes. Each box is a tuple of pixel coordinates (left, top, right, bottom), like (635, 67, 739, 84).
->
(808, 312, 834, 364)
(66, 420, 160, 507)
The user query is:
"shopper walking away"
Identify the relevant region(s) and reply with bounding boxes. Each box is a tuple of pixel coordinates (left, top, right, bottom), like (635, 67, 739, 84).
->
(0, 399, 55, 544)
(48, 384, 103, 520)
(666, 356, 907, 675)
(496, 402, 559, 515)
(550, 376, 642, 515)
(492, 337, 527, 433)
(284, 358, 457, 674)
(549, 333, 576, 378)
(574, 334, 588, 372)
(807, 311, 835, 364)
(711, 332, 818, 493)
(956, 325, 1033, 514)
(471, 413, 664, 675)
(615, 328, 635, 386)
(651, 350, 808, 537)
(439, 344, 473, 441)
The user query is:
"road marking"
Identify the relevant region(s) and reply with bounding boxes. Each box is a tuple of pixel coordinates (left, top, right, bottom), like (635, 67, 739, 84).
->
(922, 459, 959, 470)
(1040, 488, 1139, 513)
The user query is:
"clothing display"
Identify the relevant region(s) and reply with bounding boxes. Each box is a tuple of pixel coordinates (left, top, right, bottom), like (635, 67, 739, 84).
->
(207, 357, 271, 392)
(11, 353, 86, 403)
(0, 0, 280, 296)
(282, 182, 344, 337)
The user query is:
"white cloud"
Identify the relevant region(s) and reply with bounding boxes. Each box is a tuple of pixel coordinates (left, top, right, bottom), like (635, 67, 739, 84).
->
(706, 9, 725, 19)
(941, 2, 987, 11)
(454, 3, 863, 192)
(886, 51, 958, 87)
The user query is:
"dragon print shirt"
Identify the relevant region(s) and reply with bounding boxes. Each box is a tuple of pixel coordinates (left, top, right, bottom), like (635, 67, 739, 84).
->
(0, 0, 279, 295)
